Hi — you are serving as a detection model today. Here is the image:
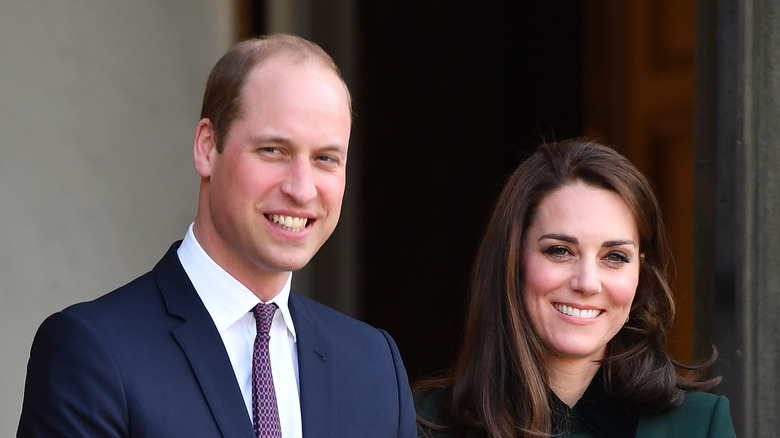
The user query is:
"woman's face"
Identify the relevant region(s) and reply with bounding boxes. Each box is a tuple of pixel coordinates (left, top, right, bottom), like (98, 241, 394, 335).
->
(521, 181, 641, 364)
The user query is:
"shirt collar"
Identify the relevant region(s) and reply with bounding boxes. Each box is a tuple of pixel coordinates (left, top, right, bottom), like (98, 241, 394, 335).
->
(550, 367, 639, 438)
(177, 223, 297, 341)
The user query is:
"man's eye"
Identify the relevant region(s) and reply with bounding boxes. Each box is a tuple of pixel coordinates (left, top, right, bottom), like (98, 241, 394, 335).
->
(316, 155, 342, 166)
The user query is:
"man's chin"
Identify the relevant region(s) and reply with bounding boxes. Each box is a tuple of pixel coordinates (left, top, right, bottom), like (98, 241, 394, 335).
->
(259, 242, 327, 272)
(270, 256, 316, 273)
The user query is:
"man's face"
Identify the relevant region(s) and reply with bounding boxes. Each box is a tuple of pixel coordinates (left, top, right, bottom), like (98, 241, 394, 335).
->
(195, 56, 351, 290)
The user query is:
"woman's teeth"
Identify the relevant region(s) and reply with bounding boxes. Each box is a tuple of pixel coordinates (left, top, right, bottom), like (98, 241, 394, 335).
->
(554, 304, 602, 319)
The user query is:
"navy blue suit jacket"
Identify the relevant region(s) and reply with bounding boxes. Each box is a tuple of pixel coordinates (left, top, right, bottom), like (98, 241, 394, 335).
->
(18, 243, 416, 437)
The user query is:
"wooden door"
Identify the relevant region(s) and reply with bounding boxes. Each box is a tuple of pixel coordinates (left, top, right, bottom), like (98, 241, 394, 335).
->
(584, 0, 696, 362)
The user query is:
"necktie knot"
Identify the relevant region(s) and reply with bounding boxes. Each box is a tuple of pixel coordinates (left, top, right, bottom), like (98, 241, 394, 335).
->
(252, 302, 278, 336)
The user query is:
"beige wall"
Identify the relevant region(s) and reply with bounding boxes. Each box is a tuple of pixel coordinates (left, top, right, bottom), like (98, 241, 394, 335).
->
(0, 2, 235, 434)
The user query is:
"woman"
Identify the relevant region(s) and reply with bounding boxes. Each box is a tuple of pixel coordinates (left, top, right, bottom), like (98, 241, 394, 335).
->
(415, 139, 736, 437)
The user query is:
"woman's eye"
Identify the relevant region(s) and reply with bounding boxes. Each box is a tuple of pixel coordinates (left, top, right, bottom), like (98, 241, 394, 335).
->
(605, 251, 630, 263)
(542, 246, 571, 258)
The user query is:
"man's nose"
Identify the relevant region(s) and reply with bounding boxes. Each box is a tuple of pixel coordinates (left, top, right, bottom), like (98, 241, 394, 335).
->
(280, 159, 317, 204)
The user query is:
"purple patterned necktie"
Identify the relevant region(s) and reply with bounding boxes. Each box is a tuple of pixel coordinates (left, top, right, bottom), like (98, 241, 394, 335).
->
(251, 302, 282, 438)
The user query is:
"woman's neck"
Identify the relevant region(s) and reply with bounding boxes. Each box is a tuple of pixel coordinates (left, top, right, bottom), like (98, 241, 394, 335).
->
(547, 356, 601, 407)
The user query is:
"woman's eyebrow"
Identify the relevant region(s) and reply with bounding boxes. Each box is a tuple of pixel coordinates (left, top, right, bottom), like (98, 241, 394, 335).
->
(539, 234, 637, 248)
(539, 233, 577, 244)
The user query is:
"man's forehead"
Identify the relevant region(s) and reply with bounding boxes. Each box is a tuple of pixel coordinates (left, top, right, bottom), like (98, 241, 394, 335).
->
(240, 57, 350, 114)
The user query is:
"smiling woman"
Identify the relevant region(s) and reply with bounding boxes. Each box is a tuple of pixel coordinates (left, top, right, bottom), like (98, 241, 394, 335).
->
(522, 181, 641, 407)
(413, 139, 736, 438)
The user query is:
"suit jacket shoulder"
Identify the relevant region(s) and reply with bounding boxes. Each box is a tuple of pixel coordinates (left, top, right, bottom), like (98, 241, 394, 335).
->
(637, 392, 737, 438)
(18, 242, 253, 438)
(289, 291, 416, 438)
(289, 291, 402, 344)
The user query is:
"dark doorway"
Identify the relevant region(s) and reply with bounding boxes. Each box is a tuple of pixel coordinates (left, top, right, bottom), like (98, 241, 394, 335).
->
(356, 3, 583, 381)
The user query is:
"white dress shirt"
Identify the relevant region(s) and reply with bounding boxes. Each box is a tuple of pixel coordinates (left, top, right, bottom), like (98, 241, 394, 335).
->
(177, 224, 302, 438)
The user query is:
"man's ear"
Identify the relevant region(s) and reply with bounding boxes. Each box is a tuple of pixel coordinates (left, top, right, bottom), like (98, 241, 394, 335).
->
(193, 118, 217, 178)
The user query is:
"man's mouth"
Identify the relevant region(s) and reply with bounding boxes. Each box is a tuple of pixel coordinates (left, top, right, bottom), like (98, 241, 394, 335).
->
(265, 214, 309, 232)
(554, 303, 602, 319)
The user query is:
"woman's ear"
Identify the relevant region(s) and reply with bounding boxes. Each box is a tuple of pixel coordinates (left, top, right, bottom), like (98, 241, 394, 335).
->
(193, 118, 217, 178)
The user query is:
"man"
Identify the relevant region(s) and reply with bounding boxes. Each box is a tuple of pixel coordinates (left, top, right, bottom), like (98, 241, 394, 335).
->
(18, 34, 416, 437)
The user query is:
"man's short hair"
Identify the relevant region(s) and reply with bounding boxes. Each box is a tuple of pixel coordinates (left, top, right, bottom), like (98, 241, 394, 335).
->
(200, 34, 351, 152)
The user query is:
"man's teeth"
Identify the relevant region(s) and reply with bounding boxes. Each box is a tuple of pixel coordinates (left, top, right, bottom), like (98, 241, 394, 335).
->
(268, 214, 308, 232)
(554, 304, 601, 319)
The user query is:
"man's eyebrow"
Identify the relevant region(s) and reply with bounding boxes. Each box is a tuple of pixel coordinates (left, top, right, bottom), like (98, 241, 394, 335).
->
(317, 144, 348, 154)
(248, 136, 347, 151)
(248, 135, 289, 145)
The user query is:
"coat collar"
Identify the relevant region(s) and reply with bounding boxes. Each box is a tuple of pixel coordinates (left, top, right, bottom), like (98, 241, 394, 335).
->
(551, 367, 639, 438)
(289, 292, 337, 436)
(153, 242, 255, 438)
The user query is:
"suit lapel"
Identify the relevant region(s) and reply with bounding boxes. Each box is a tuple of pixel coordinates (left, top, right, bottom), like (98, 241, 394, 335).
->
(290, 292, 337, 436)
(153, 243, 255, 438)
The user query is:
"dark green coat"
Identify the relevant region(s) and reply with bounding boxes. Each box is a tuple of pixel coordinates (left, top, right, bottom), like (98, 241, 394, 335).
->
(415, 385, 736, 438)
(637, 392, 735, 438)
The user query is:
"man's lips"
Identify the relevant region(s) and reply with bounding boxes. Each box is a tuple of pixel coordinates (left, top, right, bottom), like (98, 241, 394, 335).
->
(264, 214, 310, 232)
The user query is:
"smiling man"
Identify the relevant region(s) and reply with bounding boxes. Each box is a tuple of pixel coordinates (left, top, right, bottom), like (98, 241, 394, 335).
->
(18, 35, 415, 438)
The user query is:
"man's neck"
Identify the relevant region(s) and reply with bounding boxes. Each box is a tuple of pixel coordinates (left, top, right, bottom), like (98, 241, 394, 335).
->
(191, 221, 291, 301)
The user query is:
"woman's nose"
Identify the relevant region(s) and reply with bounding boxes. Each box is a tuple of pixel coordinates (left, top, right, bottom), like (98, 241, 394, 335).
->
(570, 260, 601, 295)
